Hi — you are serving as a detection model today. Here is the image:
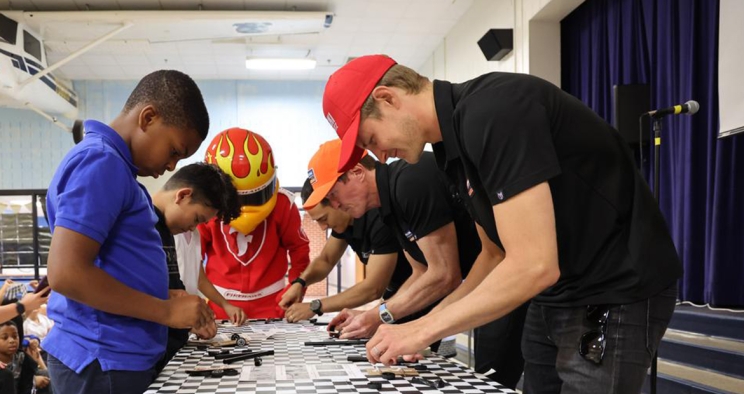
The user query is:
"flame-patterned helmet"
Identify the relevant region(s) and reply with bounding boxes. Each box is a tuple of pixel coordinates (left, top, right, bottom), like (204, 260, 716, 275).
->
(205, 127, 279, 234)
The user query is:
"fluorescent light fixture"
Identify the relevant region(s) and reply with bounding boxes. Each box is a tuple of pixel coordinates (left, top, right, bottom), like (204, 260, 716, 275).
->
(245, 58, 317, 70)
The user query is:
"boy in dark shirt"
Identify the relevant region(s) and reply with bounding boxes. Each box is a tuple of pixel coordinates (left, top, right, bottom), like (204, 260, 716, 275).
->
(150, 162, 243, 371)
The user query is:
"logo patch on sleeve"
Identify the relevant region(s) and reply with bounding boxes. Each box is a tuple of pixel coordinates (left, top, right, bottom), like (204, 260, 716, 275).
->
(404, 230, 418, 242)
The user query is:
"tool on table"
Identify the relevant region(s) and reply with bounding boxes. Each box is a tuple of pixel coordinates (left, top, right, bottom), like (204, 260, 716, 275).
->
(410, 377, 447, 388)
(304, 339, 368, 346)
(213, 349, 256, 359)
(222, 350, 275, 364)
(185, 366, 241, 378)
(346, 355, 417, 364)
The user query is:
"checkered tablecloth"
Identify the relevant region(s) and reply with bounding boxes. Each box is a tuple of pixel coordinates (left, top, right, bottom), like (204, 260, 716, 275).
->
(146, 320, 517, 393)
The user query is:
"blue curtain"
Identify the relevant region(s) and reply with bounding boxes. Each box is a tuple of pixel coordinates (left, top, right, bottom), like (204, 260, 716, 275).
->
(561, 0, 744, 306)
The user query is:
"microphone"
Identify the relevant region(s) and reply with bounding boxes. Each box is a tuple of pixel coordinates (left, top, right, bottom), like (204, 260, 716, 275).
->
(647, 100, 700, 118)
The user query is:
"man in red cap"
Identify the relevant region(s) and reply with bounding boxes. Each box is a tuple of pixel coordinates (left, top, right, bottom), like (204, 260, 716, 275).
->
(320, 54, 682, 394)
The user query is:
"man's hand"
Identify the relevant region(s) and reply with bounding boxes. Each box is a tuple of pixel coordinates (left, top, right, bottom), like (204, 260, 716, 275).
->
(366, 320, 430, 366)
(19, 287, 51, 313)
(3, 279, 15, 289)
(327, 308, 363, 331)
(164, 295, 214, 330)
(338, 308, 382, 339)
(285, 302, 315, 323)
(222, 303, 246, 326)
(278, 283, 304, 310)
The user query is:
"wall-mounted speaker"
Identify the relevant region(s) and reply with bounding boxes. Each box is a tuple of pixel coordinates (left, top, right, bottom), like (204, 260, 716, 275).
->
(477, 29, 513, 61)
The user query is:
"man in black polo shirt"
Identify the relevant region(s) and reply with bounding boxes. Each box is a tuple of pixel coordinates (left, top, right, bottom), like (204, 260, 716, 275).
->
(306, 140, 527, 388)
(320, 55, 682, 393)
(278, 175, 412, 322)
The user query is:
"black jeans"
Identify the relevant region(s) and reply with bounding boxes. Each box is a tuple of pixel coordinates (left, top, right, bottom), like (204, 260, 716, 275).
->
(48, 355, 156, 394)
(522, 284, 677, 394)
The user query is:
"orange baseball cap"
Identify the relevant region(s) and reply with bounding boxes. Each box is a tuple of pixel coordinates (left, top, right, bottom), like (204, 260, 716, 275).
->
(304, 139, 368, 210)
(322, 55, 396, 173)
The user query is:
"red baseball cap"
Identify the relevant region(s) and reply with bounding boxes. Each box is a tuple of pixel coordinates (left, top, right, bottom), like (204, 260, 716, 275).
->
(323, 54, 396, 172)
(304, 139, 368, 210)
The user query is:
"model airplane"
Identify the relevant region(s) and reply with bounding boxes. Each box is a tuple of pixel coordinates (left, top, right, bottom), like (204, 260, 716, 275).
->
(1, 9, 332, 140)
(0, 12, 80, 133)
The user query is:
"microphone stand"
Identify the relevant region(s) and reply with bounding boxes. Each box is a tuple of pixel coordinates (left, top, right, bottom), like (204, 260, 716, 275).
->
(649, 116, 663, 394)
(653, 117, 662, 203)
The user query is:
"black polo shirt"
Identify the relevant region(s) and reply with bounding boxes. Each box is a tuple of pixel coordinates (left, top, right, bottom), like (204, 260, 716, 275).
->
(154, 207, 189, 359)
(431, 73, 682, 307)
(330, 208, 412, 291)
(154, 207, 185, 292)
(376, 152, 480, 276)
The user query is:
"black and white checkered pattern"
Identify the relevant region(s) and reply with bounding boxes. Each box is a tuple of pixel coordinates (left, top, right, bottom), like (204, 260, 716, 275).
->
(146, 321, 518, 393)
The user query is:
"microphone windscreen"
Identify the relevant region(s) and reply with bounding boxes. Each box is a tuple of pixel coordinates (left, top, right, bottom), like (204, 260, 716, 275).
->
(686, 100, 700, 115)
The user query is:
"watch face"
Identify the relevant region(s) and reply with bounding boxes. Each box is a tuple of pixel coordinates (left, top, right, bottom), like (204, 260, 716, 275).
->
(381, 311, 394, 324)
(310, 299, 321, 312)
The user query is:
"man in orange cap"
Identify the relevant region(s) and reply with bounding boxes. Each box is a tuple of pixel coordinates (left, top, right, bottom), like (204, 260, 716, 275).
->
(320, 54, 681, 394)
(279, 140, 413, 324)
(199, 127, 310, 319)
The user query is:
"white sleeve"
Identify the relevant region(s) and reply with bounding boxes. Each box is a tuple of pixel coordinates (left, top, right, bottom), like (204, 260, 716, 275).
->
(175, 229, 203, 295)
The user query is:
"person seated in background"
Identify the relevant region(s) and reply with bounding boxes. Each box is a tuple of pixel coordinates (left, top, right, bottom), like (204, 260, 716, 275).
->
(278, 175, 412, 322)
(23, 306, 53, 342)
(0, 291, 50, 394)
(150, 162, 245, 372)
(0, 321, 49, 394)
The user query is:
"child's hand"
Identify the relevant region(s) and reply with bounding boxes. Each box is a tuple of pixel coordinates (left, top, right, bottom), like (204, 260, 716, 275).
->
(190, 319, 217, 339)
(222, 303, 246, 326)
(164, 295, 214, 330)
(2, 279, 14, 289)
(34, 375, 50, 389)
(25, 338, 41, 354)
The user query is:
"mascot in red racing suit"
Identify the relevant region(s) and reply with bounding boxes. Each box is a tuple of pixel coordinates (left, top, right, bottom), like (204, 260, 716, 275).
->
(199, 127, 310, 318)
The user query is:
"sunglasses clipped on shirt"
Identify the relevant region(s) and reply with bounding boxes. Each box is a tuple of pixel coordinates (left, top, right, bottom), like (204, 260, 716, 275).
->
(578, 304, 611, 364)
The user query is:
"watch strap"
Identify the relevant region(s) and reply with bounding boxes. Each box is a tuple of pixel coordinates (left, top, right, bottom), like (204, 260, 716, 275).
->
(15, 301, 25, 316)
(291, 277, 307, 288)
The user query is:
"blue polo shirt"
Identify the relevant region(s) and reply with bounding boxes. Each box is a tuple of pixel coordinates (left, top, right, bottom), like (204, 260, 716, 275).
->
(43, 120, 168, 373)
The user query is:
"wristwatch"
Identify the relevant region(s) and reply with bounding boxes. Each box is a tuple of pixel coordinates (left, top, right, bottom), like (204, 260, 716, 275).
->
(15, 301, 25, 316)
(379, 303, 395, 324)
(309, 299, 324, 316)
(291, 277, 307, 288)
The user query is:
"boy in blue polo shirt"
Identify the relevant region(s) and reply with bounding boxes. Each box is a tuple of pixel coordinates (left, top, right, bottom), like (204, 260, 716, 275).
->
(44, 70, 216, 394)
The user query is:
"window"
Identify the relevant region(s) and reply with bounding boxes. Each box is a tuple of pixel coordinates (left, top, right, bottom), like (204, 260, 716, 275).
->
(0, 13, 17, 45)
(23, 30, 42, 61)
